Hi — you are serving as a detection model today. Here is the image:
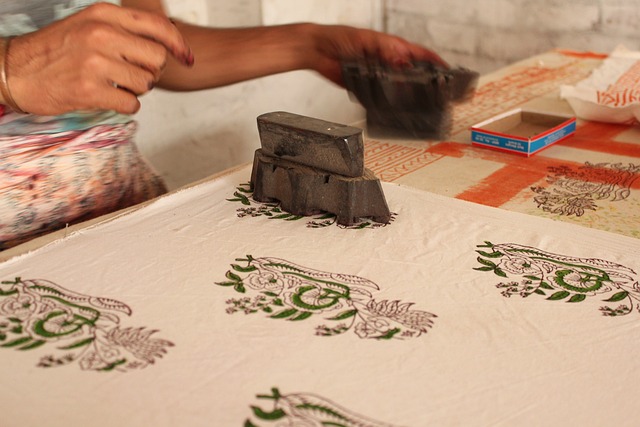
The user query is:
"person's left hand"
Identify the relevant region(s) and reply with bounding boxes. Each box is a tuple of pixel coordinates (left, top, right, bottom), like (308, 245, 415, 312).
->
(304, 24, 448, 87)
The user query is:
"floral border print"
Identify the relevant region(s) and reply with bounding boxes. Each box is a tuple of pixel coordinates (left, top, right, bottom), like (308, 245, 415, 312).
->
(474, 242, 640, 316)
(531, 162, 640, 216)
(245, 387, 400, 427)
(0, 278, 173, 372)
(227, 182, 396, 229)
(217, 256, 436, 339)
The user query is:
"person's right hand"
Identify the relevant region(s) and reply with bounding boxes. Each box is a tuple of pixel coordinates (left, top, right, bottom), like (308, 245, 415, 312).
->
(5, 2, 193, 116)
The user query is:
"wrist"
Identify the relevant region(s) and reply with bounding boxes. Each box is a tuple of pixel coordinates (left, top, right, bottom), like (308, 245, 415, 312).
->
(291, 23, 323, 71)
(0, 37, 26, 114)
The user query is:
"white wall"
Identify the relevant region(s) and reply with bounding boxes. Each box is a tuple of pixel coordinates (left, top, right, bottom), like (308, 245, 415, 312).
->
(136, 1, 380, 190)
(385, 0, 640, 74)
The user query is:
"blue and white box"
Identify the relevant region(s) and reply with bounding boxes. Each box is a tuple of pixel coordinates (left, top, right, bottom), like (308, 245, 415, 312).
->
(470, 109, 576, 156)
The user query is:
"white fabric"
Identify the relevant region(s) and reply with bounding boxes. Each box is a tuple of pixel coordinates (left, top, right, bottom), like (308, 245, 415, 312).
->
(0, 165, 639, 426)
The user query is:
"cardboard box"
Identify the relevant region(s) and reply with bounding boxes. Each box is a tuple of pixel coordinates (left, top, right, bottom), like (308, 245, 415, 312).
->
(470, 109, 576, 156)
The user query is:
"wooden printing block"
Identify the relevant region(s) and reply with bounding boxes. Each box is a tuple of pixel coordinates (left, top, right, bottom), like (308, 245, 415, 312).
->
(341, 60, 479, 139)
(251, 150, 391, 226)
(257, 111, 364, 178)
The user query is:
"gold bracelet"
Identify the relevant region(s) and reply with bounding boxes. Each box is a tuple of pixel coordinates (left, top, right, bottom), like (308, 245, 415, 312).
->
(0, 37, 26, 114)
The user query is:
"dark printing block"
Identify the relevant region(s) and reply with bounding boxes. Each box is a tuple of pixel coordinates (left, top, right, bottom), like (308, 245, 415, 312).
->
(252, 111, 391, 226)
(257, 111, 364, 178)
(342, 60, 479, 139)
(251, 150, 391, 226)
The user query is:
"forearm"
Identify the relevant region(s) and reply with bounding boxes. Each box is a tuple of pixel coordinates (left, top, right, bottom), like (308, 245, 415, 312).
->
(127, 0, 445, 94)
(158, 22, 319, 91)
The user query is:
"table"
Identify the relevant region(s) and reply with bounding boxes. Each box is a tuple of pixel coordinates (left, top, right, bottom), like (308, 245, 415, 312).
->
(361, 49, 640, 239)
(1, 50, 639, 427)
(2, 49, 638, 264)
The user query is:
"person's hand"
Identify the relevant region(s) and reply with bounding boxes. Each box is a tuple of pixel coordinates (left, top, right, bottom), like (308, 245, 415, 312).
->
(6, 2, 193, 115)
(305, 24, 447, 87)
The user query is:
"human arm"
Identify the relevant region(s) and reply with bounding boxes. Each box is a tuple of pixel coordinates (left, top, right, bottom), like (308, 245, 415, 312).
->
(156, 22, 447, 91)
(2, 0, 444, 115)
(123, 0, 446, 91)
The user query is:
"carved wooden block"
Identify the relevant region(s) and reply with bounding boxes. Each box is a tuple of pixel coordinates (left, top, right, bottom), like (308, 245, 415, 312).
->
(251, 150, 391, 226)
(257, 111, 364, 178)
(251, 111, 391, 226)
(341, 61, 479, 139)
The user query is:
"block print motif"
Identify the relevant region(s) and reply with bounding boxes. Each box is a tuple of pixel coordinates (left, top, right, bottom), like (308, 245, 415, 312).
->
(217, 256, 436, 339)
(596, 61, 640, 107)
(474, 242, 640, 316)
(0, 278, 173, 371)
(531, 162, 640, 216)
(245, 387, 399, 427)
(227, 182, 396, 229)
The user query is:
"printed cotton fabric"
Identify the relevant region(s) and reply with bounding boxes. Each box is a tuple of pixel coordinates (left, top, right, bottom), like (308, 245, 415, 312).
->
(0, 166, 638, 426)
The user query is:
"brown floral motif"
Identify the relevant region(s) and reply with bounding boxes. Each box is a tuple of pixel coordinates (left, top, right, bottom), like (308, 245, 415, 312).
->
(0, 278, 173, 372)
(531, 162, 640, 216)
(474, 242, 640, 316)
(216, 256, 436, 340)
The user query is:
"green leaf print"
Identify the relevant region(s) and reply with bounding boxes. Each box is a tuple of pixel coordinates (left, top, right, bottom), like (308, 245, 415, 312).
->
(604, 291, 629, 302)
(217, 256, 436, 340)
(474, 241, 640, 317)
(547, 291, 571, 301)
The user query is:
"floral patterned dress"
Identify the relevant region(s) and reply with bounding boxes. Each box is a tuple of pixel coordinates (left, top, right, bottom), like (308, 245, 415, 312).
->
(0, 0, 167, 250)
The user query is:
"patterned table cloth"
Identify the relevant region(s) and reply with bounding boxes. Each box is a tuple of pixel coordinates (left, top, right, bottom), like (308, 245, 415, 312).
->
(364, 50, 640, 239)
(1, 166, 638, 426)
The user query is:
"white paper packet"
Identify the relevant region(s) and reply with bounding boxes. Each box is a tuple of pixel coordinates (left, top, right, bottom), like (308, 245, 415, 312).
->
(560, 45, 640, 123)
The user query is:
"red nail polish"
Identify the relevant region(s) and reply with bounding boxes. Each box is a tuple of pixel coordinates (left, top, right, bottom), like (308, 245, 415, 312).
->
(185, 52, 195, 67)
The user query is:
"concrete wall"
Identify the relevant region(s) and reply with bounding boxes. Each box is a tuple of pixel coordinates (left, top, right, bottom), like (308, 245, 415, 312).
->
(385, 0, 640, 74)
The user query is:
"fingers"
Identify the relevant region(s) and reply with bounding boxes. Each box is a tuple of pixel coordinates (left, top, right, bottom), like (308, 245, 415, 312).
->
(400, 40, 449, 68)
(68, 3, 192, 114)
(344, 27, 447, 69)
(374, 33, 448, 69)
(80, 3, 193, 67)
(5, 3, 187, 116)
(102, 86, 142, 114)
(80, 78, 143, 115)
(56, 61, 146, 114)
(83, 53, 160, 114)
(107, 58, 157, 96)
(110, 29, 169, 82)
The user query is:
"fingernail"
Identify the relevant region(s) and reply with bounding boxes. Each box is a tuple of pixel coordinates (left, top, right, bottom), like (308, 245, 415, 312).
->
(148, 81, 155, 90)
(177, 51, 191, 67)
(393, 59, 413, 70)
(185, 51, 195, 67)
